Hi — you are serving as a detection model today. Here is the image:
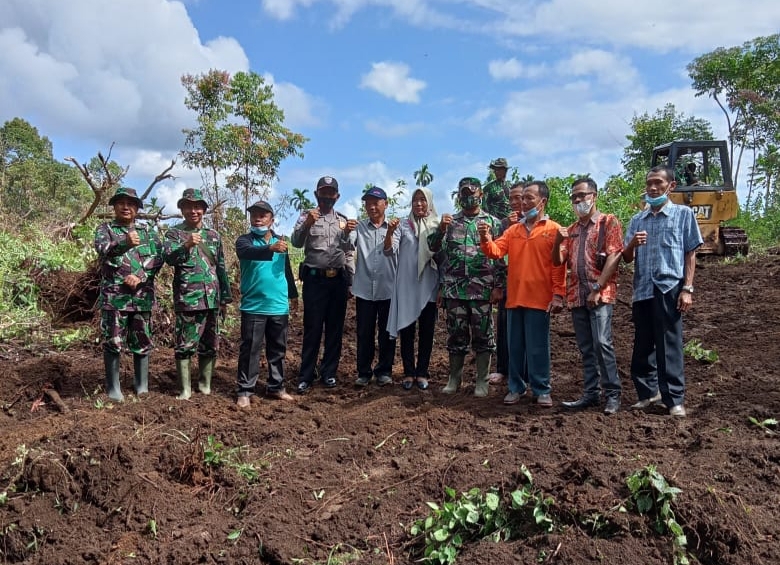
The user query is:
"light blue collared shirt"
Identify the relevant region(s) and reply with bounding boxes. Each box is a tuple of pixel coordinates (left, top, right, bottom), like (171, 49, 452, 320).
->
(352, 218, 398, 301)
(624, 201, 703, 302)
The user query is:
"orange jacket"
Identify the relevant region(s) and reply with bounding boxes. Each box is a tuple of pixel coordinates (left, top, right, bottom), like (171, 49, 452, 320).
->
(481, 218, 566, 310)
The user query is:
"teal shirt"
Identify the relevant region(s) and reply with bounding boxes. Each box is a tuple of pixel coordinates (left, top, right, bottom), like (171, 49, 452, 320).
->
(238, 234, 290, 315)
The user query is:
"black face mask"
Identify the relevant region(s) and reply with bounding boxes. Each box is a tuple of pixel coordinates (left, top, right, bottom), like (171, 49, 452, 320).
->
(317, 197, 337, 211)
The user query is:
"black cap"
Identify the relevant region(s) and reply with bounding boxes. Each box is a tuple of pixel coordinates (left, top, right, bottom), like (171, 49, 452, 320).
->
(247, 200, 274, 215)
(316, 176, 339, 190)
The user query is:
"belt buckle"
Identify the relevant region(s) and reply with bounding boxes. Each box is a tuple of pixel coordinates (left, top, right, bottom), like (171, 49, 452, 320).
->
(325, 268, 338, 278)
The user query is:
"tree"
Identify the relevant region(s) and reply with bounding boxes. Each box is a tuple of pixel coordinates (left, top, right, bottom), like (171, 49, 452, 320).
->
(687, 34, 780, 197)
(180, 69, 308, 228)
(621, 104, 714, 179)
(413, 164, 433, 187)
(290, 188, 314, 212)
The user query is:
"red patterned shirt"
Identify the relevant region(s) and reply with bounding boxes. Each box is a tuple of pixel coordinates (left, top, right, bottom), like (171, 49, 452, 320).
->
(560, 212, 623, 307)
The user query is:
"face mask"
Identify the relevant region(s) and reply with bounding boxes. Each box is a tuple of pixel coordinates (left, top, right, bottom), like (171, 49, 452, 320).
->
(525, 207, 539, 220)
(645, 193, 668, 207)
(317, 197, 337, 211)
(250, 226, 269, 236)
(574, 200, 593, 217)
(459, 195, 480, 209)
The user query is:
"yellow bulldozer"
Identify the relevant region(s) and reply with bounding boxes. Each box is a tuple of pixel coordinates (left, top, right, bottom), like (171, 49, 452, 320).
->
(651, 140, 749, 255)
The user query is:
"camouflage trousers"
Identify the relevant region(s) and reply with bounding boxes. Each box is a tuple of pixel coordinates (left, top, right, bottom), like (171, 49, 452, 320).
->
(101, 310, 153, 355)
(444, 298, 495, 355)
(174, 309, 219, 359)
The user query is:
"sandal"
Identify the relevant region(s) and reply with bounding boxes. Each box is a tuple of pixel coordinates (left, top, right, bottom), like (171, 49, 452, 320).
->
(416, 377, 429, 390)
(402, 378, 414, 391)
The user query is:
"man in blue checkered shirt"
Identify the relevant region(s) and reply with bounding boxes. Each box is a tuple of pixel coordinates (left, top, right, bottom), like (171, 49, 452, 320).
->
(622, 165, 703, 418)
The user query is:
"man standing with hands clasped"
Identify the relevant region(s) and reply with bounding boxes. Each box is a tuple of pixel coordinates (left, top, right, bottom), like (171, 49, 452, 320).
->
(552, 178, 624, 415)
(291, 176, 357, 394)
(622, 165, 703, 417)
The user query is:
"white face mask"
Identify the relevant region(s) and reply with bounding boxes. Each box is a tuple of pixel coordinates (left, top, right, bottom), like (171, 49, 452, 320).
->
(574, 199, 593, 217)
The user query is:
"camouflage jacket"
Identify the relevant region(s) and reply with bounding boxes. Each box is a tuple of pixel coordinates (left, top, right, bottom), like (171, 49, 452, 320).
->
(482, 178, 512, 220)
(94, 221, 164, 312)
(164, 223, 233, 312)
(427, 211, 506, 301)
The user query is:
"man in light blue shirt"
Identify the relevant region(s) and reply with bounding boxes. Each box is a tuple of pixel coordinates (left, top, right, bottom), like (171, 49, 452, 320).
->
(353, 186, 399, 387)
(623, 165, 703, 417)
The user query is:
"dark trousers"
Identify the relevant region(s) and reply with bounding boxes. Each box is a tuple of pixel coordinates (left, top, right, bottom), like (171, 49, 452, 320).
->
(299, 272, 349, 384)
(631, 283, 685, 408)
(356, 297, 395, 379)
(398, 301, 437, 378)
(237, 313, 288, 396)
(507, 307, 550, 397)
(495, 298, 508, 375)
(571, 304, 621, 400)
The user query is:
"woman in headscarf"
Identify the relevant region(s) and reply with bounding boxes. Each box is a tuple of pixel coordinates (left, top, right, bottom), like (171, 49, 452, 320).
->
(386, 187, 441, 390)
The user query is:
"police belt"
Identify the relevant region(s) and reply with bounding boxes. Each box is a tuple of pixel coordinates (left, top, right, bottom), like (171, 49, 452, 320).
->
(307, 267, 344, 278)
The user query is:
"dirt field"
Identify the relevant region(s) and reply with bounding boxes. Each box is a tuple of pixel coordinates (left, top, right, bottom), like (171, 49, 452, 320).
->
(1, 253, 779, 565)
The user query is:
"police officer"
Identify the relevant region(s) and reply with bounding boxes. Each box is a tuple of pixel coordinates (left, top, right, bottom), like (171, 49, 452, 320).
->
(164, 188, 232, 400)
(95, 187, 164, 401)
(291, 176, 357, 394)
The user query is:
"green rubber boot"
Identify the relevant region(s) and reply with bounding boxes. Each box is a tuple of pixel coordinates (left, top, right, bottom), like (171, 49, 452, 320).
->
(133, 354, 149, 395)
(176, 358, 192, 400)
(443, 353, 465, 394)
(198, 355, 215, 395)
(103, 350, 124, 402)
(474, 352, 492, 397)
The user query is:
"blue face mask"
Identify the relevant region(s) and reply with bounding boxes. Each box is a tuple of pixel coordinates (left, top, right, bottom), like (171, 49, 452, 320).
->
(250, 226, 269, 236)
(644, 193, 668, 207)
(525, 207, 539, 220)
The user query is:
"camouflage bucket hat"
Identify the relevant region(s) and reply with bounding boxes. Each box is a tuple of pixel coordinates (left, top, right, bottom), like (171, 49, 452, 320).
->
(108, 187, 144, 209)
(489, 157, 509, 169)
(177, 188, 208, 211)
(458, 177, 482, 192)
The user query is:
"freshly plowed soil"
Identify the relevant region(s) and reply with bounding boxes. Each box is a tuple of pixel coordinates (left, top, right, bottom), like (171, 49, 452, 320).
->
(1, 254, 779, 564)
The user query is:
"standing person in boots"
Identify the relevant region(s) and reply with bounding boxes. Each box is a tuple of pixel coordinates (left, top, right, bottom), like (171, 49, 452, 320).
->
(428, 177, 504, 397)
(164, 188, 232, 399)
(479, 181, 565, 408)
(95, 187, 163, 401)
(291, 176, 357, 394)
(552, 178, 624, 415)
(235, 200, 298, 408)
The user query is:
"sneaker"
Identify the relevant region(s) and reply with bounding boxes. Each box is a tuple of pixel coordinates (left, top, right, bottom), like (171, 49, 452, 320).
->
(354, 376, 371, 387)
(630, 392, 662, 409)
(267, 390, 295, 402)
(669, 404, 687, 417)
(535, 394, 553, 407)
(503, 391, 522, 405)
(297, 381, 312, 395)
(236, 396, 251, 408)
(321, 376, 337, 389)
(376, 375, 393, 386)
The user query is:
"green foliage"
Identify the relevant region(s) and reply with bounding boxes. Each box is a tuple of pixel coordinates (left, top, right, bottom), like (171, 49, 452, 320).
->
(201, 435, 266, 484)
(409, 465, 554, 564)
(51, 327, 94, 351)
(683, 339, 719, 363)
(414, 164, 434, 187)
(626, 466, 689, 565)
(747, 416, 777, 435)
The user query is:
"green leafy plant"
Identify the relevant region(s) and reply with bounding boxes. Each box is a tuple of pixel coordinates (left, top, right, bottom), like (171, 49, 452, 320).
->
(683, 339, 719, 363)
(146, 519, 158, 539)
(748, 416, 778, 435)
(625, 465, 689, 565)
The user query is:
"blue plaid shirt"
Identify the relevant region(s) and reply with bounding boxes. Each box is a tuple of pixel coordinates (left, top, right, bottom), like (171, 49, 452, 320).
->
(624, 201, 703, 302)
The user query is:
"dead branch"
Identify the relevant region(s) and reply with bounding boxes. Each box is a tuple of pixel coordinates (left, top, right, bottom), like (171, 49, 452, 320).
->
(94, 212, 182, 222)
(141, 159, 176, 201)
(68, 147, 129, 225)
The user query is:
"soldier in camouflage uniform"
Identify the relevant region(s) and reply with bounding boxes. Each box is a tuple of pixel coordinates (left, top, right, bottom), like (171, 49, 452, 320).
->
(482, 158, 512, 220)
(95, 187, 164, 402)
(427, 177, 505, 397)
(164, 188, 232, 400)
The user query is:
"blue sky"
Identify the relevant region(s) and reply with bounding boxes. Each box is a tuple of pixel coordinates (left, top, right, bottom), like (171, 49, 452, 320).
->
(2, 0, 779, 230)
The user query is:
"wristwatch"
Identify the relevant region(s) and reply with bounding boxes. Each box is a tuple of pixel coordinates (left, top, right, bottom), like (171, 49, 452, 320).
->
(591, 282, 601, 292)
(682, 285, 694, 294)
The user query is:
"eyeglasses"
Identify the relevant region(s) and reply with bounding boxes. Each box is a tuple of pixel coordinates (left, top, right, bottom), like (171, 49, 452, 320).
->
(569, 192, 595, 202)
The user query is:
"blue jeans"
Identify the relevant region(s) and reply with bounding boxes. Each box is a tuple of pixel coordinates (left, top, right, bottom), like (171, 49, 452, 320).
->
(571, 304, 621, 400)
(507, 307, 550, 397)
(631, 284, 685, 408)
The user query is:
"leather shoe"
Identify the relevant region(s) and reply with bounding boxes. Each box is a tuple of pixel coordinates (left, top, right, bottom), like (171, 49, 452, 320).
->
(669, 404, 687, 417)
(603, 397, 620, 415)
(561, 396, 599, 410)
(296, 381, 312, 395)
(630, 392, 662, 409)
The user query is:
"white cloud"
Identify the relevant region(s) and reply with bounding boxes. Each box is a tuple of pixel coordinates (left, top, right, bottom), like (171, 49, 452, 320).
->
(555, 49, 639, 92)
(360, 62, 427, 103)
(488, 57, 547, 81)
(263, 73, 325, 128)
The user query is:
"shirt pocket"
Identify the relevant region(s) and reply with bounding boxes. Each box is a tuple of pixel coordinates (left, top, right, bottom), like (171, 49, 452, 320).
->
(662, 230, 681, 249)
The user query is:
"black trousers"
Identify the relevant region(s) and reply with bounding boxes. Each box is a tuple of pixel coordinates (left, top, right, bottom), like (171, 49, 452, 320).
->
(398, 301, 437, 378)
(237, 313, 288, 396)
(299, 271, 349, 384)
(356, 297, 395, 379)
(495, 297, 508, 375)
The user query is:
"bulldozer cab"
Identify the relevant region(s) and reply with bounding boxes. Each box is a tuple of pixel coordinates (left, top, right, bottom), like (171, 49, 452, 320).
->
(651, 140, 748, 255)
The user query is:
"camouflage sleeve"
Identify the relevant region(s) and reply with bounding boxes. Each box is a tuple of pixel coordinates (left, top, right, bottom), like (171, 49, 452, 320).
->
(483, 182, 512, 220)
(490, 218, 507, 289)
(141, 228, 164, 283)
(94, 223, 131, 258)
(163, 227, 192, 266)
(427, 227, 445, 252)
(215, 237, 232, 305)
